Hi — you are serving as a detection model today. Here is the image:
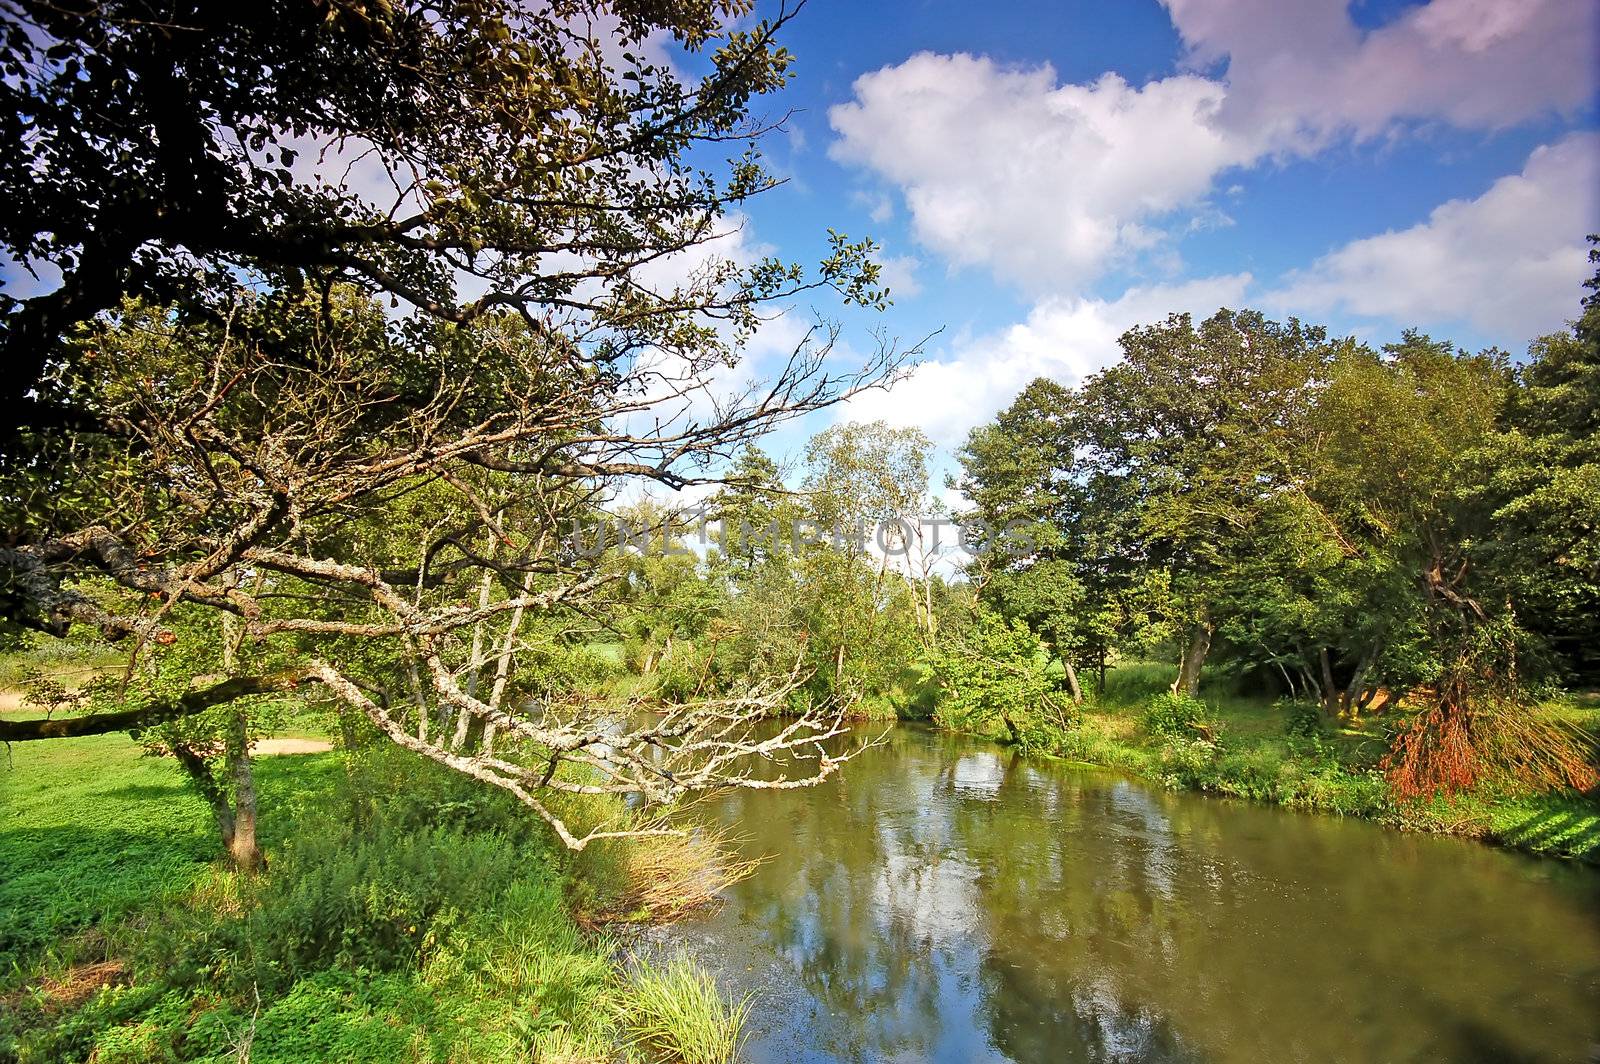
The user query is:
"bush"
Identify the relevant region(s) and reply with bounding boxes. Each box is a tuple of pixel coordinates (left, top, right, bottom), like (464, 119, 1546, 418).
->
(237, 823, 538, 990)
(1156, 737, 1220, 789)
(1281, 699, 1325, 739)
(1141, 692, 1214, 739)
(653, 642, 714, 702)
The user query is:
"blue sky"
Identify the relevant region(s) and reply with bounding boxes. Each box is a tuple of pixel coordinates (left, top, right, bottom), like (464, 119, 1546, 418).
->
(700, 0, 1599, 474)
(6, 0, 1595, 496)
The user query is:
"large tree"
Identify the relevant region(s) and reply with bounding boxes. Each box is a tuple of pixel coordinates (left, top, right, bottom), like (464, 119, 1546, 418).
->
(959, 310, 1343, 699)
(1482, 239, 1600, 685)
(0, 0, 908, 865)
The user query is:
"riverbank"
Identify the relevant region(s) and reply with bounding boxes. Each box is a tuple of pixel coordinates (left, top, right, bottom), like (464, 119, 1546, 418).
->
(0, 730, 747, 1063)
(951, 669, 1600, 864)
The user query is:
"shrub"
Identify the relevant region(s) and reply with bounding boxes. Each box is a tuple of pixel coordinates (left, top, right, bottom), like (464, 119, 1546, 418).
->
(1155, 737, 1220, 789)
(235, 823, 537, 991)
(653, 643, 714, 702)
(1141, 692, 1214, 739)
(1281, 699, 1325, 739)
(931, 610, 1073, 748)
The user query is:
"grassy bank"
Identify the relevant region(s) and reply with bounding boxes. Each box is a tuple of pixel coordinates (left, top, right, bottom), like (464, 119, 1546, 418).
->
(0, 728, 747, 1063)
(976, 662, 1600, 863)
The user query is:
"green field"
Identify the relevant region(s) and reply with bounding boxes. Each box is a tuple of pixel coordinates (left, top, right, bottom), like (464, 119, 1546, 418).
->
(0, 730, 744, 1064)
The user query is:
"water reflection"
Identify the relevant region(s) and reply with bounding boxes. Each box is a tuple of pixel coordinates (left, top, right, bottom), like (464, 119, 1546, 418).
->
(666, 726, 1600, 1063)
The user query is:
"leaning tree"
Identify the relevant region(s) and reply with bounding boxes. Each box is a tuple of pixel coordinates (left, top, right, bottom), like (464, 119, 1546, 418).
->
(0, 0, 908, 866)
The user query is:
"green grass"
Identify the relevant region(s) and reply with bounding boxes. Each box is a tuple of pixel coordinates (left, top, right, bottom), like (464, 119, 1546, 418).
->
(0, 732, 340, 973)
(618, 959, 749, 1064)
(0, 732, 747, 1063)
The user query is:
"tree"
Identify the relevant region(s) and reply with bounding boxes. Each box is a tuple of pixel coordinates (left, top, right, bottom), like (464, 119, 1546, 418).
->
(1, 1, 883, 433)
(957, 378, 1152, 700)
(930, 607, 1070, 754)
(0, 2, 911, 864)
(706, 446, 800, 584)
(796, 421, 933, 708)
(1482, 237, 1600, 684)
(960, 311, 1342, 699)
(1079, 310, 1344, 697)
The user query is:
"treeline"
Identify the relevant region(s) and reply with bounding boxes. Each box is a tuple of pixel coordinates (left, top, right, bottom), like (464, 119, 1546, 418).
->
(611, 245, 1600, 798)
(954, 246, 1600, 794)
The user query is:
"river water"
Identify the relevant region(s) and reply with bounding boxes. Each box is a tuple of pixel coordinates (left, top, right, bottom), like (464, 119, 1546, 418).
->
(660, 725, 1600, 1063)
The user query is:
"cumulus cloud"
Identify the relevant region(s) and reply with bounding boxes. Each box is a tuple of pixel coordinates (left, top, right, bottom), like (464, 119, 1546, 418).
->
(829, 55, 1248, 292)
(842, 273, 1252, 446)
(879, 254, 923, 300)
(828, 1, 1597, 294)
(1269, 134, 1600, 342)
(1165, 0, 1597, 145)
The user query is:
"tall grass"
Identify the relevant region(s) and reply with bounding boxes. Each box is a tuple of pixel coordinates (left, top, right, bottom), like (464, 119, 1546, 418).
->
(1094, 660, 1177, 705)
(1, 739, 752, 1062)
(618, 958, 749, 1064)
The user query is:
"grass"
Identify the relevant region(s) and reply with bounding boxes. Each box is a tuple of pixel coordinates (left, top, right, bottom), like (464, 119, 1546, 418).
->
(989, 661, 1600, 863)
(618, 959, 749, 1064)
(0, 728, 748, 1063)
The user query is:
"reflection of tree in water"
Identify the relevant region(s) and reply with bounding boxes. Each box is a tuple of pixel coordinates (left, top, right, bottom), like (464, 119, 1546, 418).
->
(697, 727, 1600, 1064)
(980, 967, 1200, 1064)
(946, 752, 1202, 1063)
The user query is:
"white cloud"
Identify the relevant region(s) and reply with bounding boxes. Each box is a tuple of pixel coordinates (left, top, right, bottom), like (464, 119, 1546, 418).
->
(851, 189, 895, 224)
(879, 255, 923, 300)
(842, 273, 1252, 446)
(827, 1, 1597, 295)
(829, 55, 1250, 293)
(1166, 0, 1597, 146)
(1269, 134, 1600, 341)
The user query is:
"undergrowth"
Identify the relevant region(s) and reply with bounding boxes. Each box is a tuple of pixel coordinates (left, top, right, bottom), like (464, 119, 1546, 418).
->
(0, 735, 748, 1063)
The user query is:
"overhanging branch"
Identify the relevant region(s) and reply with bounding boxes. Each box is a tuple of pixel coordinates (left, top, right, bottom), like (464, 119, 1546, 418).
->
(0, 669, 314, 742)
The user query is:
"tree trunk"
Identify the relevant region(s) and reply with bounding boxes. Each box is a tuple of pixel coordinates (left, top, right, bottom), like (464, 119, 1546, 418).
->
(1062, 658, 1084, 705)
(172, 721, 263, 872)
(225, 712, 265, 872)
(173, 743, 236, 849)
(1275, 661, 1297, 699)
(1343, 643, 1379, 723)
(1171, 614, 1214, 698)
(1319, 646, 1342, 718)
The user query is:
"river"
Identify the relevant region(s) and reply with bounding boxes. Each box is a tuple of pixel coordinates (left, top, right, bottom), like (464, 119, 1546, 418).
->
(659, 725, 1600, 1063)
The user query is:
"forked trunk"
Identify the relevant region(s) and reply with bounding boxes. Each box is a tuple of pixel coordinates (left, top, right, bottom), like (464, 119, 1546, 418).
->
(1319, 646, 1343, 718)
(171, 712, 265, 873)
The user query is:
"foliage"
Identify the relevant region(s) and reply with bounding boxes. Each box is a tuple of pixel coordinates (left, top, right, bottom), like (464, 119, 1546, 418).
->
(0, 735, 749, 1063)
(931, 609, 1074, 754)
(1141, 692, 1215, 740)
(1, 0, 901, 856)
(1, 0, 885, 441)
(1281, 699, 1325, 740)
(956, 266, 1600, 797)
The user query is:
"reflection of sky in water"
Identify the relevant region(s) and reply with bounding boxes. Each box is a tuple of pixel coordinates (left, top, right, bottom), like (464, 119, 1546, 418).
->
(657, 727, 1600, 1064)
(951, 751, 1004, 797)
